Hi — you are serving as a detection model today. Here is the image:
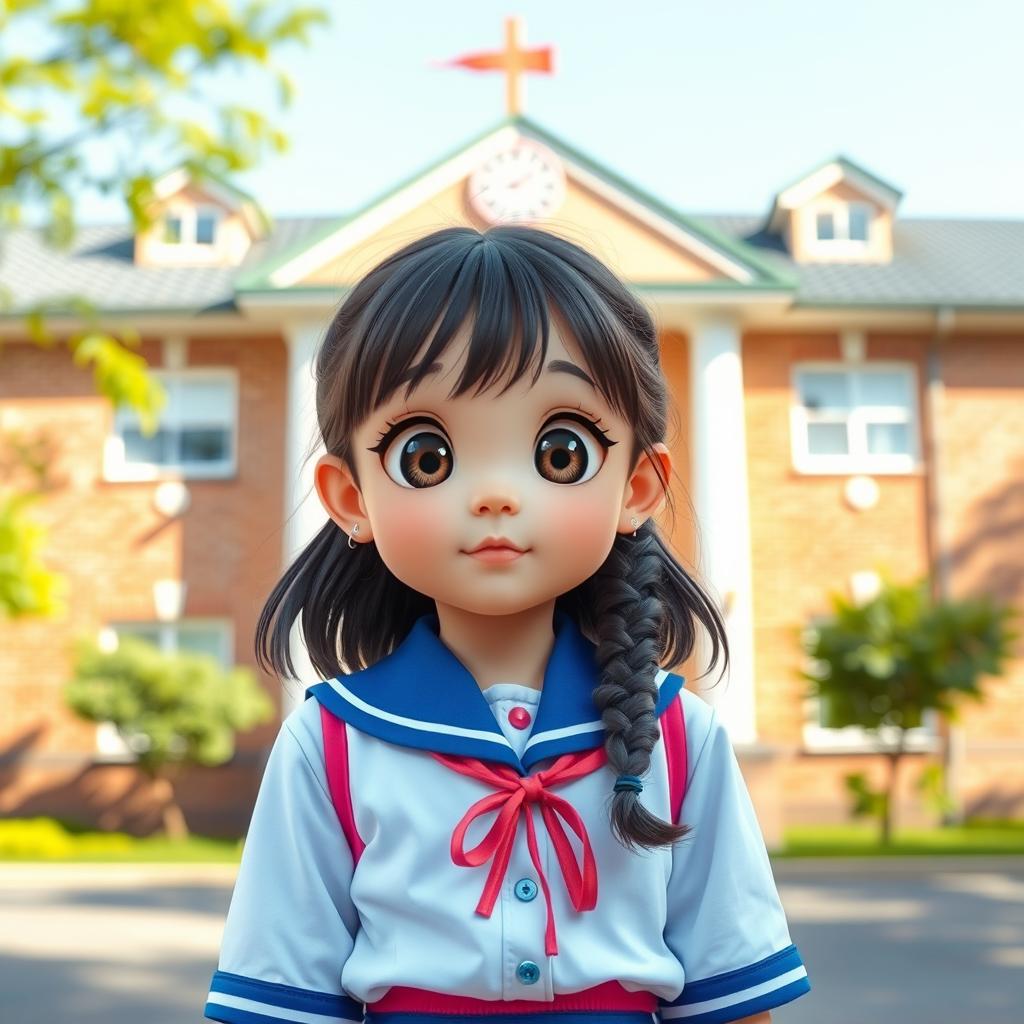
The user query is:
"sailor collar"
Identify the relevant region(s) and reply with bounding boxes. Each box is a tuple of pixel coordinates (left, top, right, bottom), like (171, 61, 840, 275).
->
(305, 609, 685, 775)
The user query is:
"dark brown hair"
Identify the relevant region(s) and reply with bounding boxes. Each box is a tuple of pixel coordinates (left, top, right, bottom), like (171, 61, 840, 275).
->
(256, 224, 729, 852)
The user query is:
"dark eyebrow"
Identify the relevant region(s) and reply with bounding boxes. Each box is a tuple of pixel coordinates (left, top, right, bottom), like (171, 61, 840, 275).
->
(398, 358, 596, 393)
(399, 362, 442, 396)
(545, 359, 596, 390)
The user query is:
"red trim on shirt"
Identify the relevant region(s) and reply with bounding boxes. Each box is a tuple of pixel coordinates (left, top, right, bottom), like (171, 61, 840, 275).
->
(661, 692, 688, 822)
(319, 703, 366, 863)
(368, 980, 657, 1014)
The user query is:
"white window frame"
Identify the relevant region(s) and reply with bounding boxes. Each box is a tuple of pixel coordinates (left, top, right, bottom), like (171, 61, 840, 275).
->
(157, 204, 222, 248)
(103, 367, 239, 481)
(790, 361, 921, 475)
(809, 199, 873, 253)
(95, 619, 234, 762)
(800, 618, 940, 753)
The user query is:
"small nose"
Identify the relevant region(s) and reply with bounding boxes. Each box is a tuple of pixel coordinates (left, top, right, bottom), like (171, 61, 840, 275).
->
(472, 487, 520, 516)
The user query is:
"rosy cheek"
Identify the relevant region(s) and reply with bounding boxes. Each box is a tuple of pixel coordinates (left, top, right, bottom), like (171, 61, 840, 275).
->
(371, 487, 452, 585)
(541, 483, 619, 570)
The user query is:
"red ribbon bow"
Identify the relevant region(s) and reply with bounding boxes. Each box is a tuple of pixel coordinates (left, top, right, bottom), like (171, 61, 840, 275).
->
(431, 747, 608, 956)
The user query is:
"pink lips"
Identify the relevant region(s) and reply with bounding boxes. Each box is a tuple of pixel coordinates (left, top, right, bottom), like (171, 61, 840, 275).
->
(466, 546, 526, 564)
(463, 537, 528, 564)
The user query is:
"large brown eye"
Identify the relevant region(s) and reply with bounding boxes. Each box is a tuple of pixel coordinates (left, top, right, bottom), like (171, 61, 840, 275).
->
(535, 422, 605, 484)
(382, 426, 453, 488)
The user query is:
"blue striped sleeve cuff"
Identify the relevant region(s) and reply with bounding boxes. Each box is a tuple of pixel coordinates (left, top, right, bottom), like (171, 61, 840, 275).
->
(658, 944, 810, 1023)
(205, 970, 364, 1023)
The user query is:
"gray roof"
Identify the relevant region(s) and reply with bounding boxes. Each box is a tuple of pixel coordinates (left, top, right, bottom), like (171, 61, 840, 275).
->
(0, 216, 338, 316)
(697, 213, 1024, 309)
(2, 211, 1023, 316)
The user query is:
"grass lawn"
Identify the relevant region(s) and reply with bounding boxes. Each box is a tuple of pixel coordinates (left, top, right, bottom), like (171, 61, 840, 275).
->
(0, 817, 243, 862)
(780, 820, 1024, 857)
(2, 817, 1023, 863)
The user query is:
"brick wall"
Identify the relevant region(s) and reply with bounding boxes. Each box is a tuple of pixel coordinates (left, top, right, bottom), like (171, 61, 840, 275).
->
(0, 332, 290, 835)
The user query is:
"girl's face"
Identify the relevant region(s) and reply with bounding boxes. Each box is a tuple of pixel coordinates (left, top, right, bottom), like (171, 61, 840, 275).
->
(316, 325, 670, 618)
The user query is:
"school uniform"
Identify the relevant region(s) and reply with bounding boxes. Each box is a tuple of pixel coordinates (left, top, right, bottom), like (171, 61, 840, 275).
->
(204, 609, 810, 1024)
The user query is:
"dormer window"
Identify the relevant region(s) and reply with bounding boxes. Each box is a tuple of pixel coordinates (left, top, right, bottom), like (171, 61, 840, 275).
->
(160, 206, 221, 246)
(134, 168, 266, 267)
(815, 201, 872, 243)
(196, 210, 218, 245)
(765, 156, 899, 264)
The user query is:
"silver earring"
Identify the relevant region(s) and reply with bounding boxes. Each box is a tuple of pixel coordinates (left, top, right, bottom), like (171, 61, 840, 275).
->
(630, 516, 639, 537)
(348, 523, 360, 549)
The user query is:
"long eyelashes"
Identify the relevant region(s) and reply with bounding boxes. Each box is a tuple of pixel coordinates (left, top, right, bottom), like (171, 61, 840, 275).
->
(367, 414, 448, 455)
(548, 410, 617, 450)
(367, 404, 617, 454)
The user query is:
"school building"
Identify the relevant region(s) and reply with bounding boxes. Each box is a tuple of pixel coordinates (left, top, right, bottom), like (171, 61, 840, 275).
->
(1, 113, 1022, 845)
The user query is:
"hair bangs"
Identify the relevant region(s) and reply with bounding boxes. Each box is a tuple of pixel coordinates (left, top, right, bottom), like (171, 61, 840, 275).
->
(356, 230, 643, 428)
(501, 230, 646, 422)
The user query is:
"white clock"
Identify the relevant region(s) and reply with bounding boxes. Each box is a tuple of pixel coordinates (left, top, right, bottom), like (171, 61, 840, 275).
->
(467, 140, 566, 225)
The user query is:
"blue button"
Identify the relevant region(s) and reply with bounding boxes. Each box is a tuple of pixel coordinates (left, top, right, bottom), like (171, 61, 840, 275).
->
(516, 960, 540, 985)
(514, 878, 538, 901)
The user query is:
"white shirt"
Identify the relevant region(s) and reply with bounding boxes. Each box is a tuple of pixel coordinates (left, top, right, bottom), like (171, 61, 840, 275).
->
(204, 610, 810, 1024)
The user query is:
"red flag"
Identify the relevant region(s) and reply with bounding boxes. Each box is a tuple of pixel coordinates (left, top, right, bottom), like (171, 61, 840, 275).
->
(434, 46, 554, 74)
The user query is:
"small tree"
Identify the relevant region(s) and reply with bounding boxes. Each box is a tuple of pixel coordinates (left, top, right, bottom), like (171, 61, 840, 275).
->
(0, 0, 329, 620)
(800, 574, 1019, 845)
(65, 633, 275, 839)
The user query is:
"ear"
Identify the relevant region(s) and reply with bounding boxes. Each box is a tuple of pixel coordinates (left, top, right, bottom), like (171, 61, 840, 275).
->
(619, 442, 671, 535)
(314, 454, 374, 544)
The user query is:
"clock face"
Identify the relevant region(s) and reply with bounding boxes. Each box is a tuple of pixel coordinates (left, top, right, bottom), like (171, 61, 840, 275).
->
(467, 141, 566, 225)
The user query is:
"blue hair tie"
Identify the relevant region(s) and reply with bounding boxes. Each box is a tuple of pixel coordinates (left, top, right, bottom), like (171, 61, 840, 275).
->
(613, 774, 644, 794)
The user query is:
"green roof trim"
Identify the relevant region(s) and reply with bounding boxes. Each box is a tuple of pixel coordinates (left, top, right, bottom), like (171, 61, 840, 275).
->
(507, 114, 797, 289)
(773, 153, 905, 203)
(235, 113, 799, 294)
(189, 165, 260, 207)
(235, 115, 516, 291)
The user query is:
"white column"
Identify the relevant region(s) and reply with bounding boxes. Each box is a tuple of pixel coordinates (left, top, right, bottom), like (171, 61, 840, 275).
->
(281, 320, 328, 719)
(688, 313, 758, 744)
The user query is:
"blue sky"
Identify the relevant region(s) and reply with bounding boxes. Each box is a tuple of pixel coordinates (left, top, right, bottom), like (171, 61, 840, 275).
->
(73, 0, 1022, 225)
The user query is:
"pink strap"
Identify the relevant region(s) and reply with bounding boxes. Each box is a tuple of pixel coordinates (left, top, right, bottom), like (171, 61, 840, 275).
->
(319, 703, 366, 863)
(661, 691, 688, 822)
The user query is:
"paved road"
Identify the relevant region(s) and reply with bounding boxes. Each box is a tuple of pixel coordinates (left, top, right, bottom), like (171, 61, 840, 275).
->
(1, 859, 1022, 1024)
(774, 858, 1024, 1024)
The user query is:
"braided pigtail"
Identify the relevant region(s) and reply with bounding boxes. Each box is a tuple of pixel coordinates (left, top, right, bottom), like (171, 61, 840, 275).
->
(585, 526, 689, 851)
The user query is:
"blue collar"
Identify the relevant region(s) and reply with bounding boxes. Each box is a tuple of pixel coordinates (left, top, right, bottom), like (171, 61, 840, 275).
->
(305, 609, 685, 775)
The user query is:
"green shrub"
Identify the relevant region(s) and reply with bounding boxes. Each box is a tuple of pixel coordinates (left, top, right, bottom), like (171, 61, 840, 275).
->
(0, 817, 134, 858)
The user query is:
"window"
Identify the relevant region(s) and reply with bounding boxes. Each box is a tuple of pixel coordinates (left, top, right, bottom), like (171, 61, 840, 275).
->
(105, 369, 238, 480)
(95, 620, 233, 761)
(158, 206, 221, 246)
(195, 211, 218, 245)
(791, 363, 919, 473)
(801, 618, 939, 753)
(813, 201, 872, 243)
(163, 215, 183, 244)
(848, 203, 869, 241)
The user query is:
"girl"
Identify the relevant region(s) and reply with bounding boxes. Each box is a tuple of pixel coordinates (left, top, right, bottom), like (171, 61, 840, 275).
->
(204, 225, 811, 1024)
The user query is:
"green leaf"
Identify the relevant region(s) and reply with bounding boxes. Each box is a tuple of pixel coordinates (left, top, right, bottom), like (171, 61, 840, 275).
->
(64, 634, 276, 772)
